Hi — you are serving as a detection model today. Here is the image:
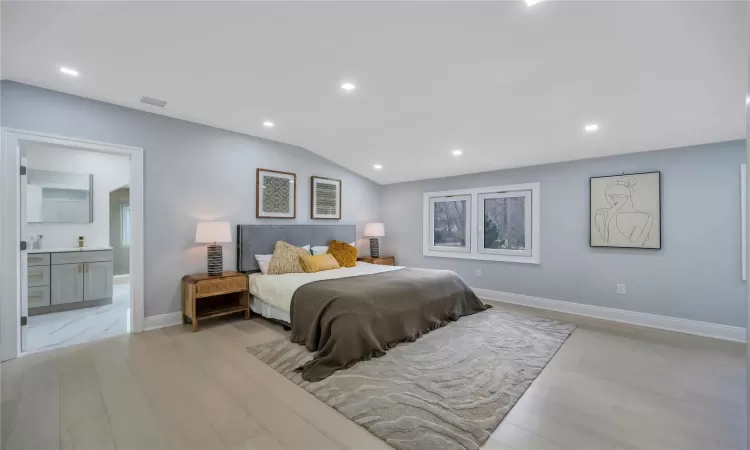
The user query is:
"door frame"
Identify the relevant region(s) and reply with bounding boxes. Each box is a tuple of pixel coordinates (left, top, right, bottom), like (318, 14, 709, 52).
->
(0, 128, 145, 361)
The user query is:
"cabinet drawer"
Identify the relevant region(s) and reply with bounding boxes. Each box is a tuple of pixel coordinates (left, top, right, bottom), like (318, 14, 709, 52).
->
(195, 276, 248, 298)
(27, 253, 50, 266)
(51, 250, 113, 265)
(28, 265, 51, 287)
(28, 286, 50, 308)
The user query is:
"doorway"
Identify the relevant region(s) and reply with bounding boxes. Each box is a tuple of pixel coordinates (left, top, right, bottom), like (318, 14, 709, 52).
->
(0, 129, 144, 361)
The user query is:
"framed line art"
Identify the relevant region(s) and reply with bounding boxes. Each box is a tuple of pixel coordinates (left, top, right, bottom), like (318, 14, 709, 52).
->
(590, 171, 661, 249)
(256, 168, 296, 218)
(311, 176, 342, 220)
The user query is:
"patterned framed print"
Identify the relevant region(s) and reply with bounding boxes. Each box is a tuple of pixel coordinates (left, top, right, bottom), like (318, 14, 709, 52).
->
(256, 168, 296, 218)
(590, 171, 661, 249)
(311, 176, 342, 220)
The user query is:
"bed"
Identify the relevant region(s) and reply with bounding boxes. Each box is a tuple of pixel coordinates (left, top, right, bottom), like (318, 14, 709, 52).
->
(237, 224, 489, 381)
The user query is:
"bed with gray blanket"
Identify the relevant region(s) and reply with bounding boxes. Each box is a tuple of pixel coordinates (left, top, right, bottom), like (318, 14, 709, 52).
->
(237, 224, 490, 381)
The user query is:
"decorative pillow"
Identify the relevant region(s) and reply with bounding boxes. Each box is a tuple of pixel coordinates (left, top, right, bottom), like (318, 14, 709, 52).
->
(311, 242, 355, 256)
(268, 241, 311, 274)
(327, 240, 358, 268)
(255, 254, 273, 274)
(300, 253, 341, 273)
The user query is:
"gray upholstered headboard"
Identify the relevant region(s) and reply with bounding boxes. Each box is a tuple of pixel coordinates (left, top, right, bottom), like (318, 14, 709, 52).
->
(237, 224, 356, 272)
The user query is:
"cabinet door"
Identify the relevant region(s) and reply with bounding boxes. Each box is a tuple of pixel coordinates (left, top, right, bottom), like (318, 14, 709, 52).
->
(84, 261, 113, 301)
(51, 264, 84, 305)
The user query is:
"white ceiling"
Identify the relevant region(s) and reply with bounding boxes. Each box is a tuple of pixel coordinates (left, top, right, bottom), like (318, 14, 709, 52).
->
(2, 1, 748, 184)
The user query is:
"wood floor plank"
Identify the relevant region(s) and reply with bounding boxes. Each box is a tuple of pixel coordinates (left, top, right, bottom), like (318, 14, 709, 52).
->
(159, 322, 348, 450)
(57, 348, 116, 450)
(1, 304, 746, 450)
(203, 321, 392, 450)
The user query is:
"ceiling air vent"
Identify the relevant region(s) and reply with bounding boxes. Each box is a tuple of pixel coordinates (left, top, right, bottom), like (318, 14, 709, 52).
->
(140, 96, 167, 108)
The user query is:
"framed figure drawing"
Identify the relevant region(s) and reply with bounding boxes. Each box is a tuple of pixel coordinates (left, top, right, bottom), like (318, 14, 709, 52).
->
(256, 168, 296, 218)
(311, 176, 342, 220)
(590, 171, 661, 249)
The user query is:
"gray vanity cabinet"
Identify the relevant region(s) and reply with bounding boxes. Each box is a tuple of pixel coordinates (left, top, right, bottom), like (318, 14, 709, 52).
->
(28, 249, 114, 315)
(83, 261, 114, 301)
(51, 263, 84, 305)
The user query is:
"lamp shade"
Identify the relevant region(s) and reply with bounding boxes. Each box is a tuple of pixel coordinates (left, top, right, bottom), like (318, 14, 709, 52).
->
(364, 222, 385, 237)
(195, 221, 232, 244)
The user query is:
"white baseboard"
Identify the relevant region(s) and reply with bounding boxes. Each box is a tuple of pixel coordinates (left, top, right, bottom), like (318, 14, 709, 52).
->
(143, 312, 182, 331)
(113, 274, 130, 285)
(473, 288, 746, 343)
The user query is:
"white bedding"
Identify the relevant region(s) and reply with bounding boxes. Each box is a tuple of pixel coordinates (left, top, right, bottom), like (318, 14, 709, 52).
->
(249, 262, 402, 316)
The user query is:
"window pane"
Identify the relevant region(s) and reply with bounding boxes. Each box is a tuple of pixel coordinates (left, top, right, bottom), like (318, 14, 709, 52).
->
(433, 200, 467, 247)
(483, 197, 526, 250)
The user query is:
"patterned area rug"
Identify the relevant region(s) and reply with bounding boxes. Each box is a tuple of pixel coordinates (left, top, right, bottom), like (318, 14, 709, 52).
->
(247, 309, 575, 450)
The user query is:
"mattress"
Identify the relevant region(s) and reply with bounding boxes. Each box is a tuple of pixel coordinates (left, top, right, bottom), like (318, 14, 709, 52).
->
(248, 262, 402, 321)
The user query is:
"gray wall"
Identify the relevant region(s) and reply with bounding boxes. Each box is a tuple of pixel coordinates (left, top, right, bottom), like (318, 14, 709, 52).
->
(109, 187, 130, 276)
(1, 81, 381, 317)
(381, 141, 747, 327)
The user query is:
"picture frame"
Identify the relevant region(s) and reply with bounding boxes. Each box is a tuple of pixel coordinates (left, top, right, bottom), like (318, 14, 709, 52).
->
(311, 176, 342, 220)
(256, 168, 296, 219)
(590, 171, 661, 249)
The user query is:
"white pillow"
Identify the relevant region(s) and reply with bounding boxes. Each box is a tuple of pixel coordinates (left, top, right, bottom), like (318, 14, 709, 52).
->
(256, 245, 310, 274)
(311, 242, 355, 256)
(255, 254, 273, 275)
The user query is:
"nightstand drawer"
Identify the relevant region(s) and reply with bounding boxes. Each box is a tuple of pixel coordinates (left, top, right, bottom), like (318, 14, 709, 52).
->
(195, 276, 248, 298)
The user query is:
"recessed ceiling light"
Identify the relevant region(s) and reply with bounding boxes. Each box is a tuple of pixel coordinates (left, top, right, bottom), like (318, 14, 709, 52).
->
(452, 149, 463, 156)
(263, 121, 274, 128)
(373, 164, 383, 170)
(59, 66, 79, 77)
(584, 123, 599, 133)
(340, 82, 356, 92)
(525, 0, 544, 6)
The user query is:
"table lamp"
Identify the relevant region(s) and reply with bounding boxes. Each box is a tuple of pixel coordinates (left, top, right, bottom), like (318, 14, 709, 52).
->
(195, 221, 232, 276)
(364, 222, 385, 258)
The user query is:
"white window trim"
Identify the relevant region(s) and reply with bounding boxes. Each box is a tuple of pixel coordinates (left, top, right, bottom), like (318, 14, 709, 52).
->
(422, 182, 541, 264)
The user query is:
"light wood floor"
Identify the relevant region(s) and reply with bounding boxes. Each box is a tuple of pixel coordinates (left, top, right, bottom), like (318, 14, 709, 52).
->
(1, 302, 746, 450)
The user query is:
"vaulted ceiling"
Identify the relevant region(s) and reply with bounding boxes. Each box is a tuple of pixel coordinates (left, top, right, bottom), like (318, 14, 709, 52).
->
(2, 1, 748, 184)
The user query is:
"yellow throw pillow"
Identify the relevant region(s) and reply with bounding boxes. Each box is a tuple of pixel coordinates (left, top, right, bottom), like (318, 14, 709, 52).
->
(268, 241, 311, 275)
(300, 253, 341, 273)
(327, 240, 358, 268)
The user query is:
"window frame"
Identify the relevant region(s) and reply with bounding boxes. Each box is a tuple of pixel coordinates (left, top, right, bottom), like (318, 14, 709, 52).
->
(427, 194, 472, 253)
(478, 190, 532, 257)
(422, 182, 540, 264)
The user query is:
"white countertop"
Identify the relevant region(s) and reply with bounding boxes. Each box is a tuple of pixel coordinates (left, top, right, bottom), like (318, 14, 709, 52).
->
(28, 246, 114, 254)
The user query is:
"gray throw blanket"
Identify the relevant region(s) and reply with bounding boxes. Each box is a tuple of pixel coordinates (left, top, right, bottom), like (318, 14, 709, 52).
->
(290, 268, 489, 381)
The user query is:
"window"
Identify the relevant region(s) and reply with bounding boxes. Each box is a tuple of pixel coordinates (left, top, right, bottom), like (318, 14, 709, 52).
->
(428, 195, 471, 253)
(423, 183, 540, 264)
(121, 205, 131, 247)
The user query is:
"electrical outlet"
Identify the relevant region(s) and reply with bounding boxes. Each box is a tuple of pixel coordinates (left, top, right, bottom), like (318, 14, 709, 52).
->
(616, 284, 626, 295)
(475, 268, 482, 277)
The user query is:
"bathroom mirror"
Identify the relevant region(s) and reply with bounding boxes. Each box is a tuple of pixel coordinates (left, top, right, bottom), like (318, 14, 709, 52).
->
(26, 169, 93, 223)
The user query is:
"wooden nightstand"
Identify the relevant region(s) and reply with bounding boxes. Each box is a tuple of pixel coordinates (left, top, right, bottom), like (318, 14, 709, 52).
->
(357, 256, 396, 266)
(181, 271, 250, 331)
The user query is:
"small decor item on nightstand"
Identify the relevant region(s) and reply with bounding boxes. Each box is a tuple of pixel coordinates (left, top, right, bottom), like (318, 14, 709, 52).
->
(364, 222, 385, 258)
(195, 221, 232, 276)
(78, 236, 84, 248)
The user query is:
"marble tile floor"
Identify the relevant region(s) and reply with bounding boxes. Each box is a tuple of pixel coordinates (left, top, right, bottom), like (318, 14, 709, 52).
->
(25, 283, 130, 354)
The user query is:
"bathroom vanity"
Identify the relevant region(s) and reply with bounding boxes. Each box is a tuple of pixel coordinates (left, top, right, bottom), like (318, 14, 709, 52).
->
(27, 247, 114, 316)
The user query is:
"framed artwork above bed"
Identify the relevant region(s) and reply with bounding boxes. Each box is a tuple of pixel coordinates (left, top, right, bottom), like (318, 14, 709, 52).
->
(311, 176, 342, 220)
(256, 168, 296, 218)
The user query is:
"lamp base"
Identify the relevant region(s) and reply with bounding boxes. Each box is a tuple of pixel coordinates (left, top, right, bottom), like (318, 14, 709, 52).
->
(207, 244, 223, 276)
(369, 238, 380, 258)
